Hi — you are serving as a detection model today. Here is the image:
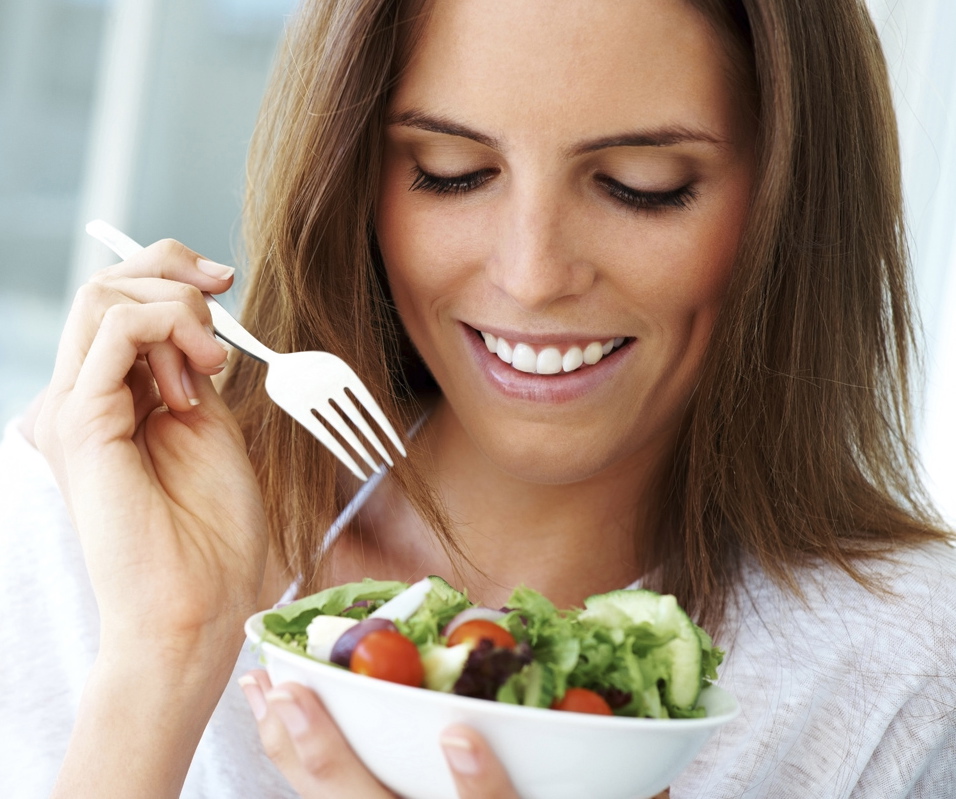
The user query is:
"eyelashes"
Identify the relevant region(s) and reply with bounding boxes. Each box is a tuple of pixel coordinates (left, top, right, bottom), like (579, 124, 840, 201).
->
(409, 167, 496, 196)
(595, 175, 698, 212)
(409, 167, 697, 212)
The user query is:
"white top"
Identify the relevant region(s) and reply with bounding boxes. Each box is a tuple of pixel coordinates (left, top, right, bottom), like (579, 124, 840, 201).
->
(1, 417, 954, 798)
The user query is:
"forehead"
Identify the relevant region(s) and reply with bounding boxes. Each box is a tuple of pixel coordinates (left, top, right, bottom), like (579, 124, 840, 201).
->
(391, 0, 749, 146)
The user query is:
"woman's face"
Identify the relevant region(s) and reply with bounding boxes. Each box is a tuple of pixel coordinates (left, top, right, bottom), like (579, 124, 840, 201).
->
(377, 0, 755, 484)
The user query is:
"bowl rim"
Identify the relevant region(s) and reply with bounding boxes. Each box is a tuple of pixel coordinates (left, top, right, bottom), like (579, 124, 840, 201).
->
(245, 608, 740, 731)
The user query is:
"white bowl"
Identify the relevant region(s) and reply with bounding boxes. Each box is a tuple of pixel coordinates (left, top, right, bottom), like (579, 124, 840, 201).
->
(245, 610, 738, 799)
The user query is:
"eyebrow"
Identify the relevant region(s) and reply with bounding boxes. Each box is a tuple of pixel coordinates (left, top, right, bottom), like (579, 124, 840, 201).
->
(388, 110, 728, 156)
(388, 110, 499, 149)
(568, 127, 728, 156)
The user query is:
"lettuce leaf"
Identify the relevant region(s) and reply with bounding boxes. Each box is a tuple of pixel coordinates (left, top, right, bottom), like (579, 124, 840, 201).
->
(262, 578, 409, 643)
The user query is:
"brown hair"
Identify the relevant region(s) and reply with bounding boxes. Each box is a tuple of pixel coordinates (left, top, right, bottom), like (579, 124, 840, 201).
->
(659, 0, 952, 627)
(222, 0, 951, 626)
(222, 0, 453, 593)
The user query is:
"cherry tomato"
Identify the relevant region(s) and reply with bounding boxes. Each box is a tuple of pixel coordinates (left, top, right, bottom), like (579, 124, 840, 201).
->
(446, 619, 517, 650)
(350, 629, 424, 687)
(550, 687, 614, 715)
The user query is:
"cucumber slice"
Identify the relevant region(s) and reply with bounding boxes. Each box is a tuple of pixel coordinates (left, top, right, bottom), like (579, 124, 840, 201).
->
(580, 589, 703, 711)
(420, 643, 471, 693)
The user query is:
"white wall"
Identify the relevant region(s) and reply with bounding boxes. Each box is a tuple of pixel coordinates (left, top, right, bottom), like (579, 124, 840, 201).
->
(867, 0, 956, 523)
(0, 0, 290, 424)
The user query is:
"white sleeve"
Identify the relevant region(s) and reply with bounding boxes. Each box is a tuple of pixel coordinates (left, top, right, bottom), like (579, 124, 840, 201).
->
(0, 419, 100, 797)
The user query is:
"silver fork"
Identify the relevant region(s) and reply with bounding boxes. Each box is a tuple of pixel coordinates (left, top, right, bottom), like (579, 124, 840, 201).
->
(85, 219, 405, 481)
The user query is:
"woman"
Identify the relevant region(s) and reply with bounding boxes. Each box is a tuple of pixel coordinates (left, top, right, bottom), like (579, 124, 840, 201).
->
(2, 0, 953, 797)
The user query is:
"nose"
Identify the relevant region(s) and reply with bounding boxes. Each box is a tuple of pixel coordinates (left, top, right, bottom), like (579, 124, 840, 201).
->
(488, 182, 595, 313)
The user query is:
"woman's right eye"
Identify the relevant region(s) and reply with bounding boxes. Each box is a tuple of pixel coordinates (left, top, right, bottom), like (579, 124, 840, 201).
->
(409, 167, 497, 196)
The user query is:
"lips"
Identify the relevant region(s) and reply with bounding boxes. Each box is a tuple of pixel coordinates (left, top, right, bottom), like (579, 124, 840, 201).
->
(479, 330, 628, 375)
(459, 323, 633, 404)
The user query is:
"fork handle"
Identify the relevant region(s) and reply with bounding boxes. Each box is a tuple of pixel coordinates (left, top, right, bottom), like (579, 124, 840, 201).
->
(204, 295, 276, 364)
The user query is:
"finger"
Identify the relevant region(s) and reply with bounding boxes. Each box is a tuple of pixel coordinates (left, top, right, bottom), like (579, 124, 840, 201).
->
(238, 671, 270, 723)
(90, 276, 218, 331)
(249, 679, 393, 799)
(440, 725, 521, 799)
(145, 339, 228, 412)
(67, 302, 229, 431)
(90, 236, 235, 290)
(49, 281, 138, 397)
(49, 281, 224, 412)
(126, 357, 163, 430)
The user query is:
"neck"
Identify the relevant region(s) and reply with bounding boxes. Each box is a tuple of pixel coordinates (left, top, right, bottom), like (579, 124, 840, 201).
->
(333, 399, 670, 610)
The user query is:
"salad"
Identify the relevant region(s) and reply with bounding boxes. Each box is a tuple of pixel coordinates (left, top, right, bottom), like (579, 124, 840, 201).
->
(260, 576, 723, 718)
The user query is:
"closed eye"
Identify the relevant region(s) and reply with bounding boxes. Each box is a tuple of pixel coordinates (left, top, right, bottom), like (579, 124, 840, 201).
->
(596, 175, 698, 212)
(409, 167, 497, 196)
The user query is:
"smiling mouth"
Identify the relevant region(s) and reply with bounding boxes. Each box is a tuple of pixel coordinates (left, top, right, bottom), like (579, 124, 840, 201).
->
(474, 328, 630, 375)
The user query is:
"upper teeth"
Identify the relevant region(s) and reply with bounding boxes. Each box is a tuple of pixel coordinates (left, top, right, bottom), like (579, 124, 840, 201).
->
(481, 332, 626, 375)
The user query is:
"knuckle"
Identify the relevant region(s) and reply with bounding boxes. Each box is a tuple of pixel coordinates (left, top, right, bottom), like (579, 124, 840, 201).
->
(88, 266, 113, 284)
(155, 237, 184, 256)
(298, 748, 341, 781)
(72, 281, 112, 310)
(99, 302, 130, 331)
(173, 281, 205, 308)
(55, 396, 87, 449)
(259, 726, 292, 765)
(152, 237, 194, 265)
(260, 734, 284, 763)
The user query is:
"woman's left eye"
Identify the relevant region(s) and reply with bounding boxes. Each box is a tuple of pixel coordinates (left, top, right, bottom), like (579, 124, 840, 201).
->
(597, 175, 698, 212)
(409, 167, 496, 196)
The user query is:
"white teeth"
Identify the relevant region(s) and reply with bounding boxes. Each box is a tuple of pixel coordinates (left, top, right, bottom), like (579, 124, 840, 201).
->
(562, 347, 584, 372)
(481, 330, 626, 375)
(536, 347, 563, 374)
(583, 342, 604, 365)
(496, 337, 514, 364)
(511, 343, 537, 373)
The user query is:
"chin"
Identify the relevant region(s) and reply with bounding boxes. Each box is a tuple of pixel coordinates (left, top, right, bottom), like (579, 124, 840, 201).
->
(474, 427, 627, 486)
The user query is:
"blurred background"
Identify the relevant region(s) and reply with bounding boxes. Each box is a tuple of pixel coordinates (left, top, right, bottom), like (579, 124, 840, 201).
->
(1, 0, 954, 522)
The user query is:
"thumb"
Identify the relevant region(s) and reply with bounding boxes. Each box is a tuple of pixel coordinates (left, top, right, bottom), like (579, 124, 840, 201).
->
(440, 725, 521, 799)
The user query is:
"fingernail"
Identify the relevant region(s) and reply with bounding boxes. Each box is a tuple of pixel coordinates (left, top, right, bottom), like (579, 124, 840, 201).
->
(238, 675, 266, 721)
(204, 326, 229, 366)
(267, 688, 309, 736)
(441, 734, 480, 776)
(198, 259, 235, 280)
(181, 367, 201, 406)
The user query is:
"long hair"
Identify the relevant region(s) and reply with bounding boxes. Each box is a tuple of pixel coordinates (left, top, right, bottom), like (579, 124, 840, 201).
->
(222, 0, 950, 626)
(221, 0, 452, 593)
(661, 0, 951, 627)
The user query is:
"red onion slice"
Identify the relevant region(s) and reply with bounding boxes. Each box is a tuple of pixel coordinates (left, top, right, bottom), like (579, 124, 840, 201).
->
(329, 618, 398, 667)
(441, 607, 507, 638)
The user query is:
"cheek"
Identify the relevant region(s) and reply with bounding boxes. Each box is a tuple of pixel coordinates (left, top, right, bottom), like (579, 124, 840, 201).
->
(376, 175, 491, 322)
(636, 189, 750, 328)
